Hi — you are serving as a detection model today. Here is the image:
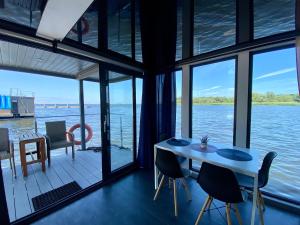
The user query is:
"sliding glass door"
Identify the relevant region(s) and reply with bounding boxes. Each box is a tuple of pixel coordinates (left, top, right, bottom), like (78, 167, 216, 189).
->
(108, 72, 136, 172)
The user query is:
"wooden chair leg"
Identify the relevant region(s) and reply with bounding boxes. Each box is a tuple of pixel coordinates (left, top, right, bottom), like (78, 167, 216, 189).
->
(72, 145, 75, 159)
(225, 203, 232, 225)
(195, 196, 211, 225)
(258, 198, 265, 225)
(259, 190, 265, 211)
(233, 204, 243, 225)
(173, 179, 178, 217)
(181, 178, 192, 201)
(154, 175, 165, 200)
(206, 197, 213, 210)
(9, 157, 12, 170)
(12, 156, 16, 178)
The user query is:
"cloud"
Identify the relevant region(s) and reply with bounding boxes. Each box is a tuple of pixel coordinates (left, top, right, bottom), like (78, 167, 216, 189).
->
(199, 86, 222, 92)
(254, 68, 296, 80)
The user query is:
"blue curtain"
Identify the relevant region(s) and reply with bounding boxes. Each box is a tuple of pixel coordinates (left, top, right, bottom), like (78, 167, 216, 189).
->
(137, 0, 177, 169)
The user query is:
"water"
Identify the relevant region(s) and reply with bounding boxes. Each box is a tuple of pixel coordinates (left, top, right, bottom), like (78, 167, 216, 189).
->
(0, 104, 299, 201)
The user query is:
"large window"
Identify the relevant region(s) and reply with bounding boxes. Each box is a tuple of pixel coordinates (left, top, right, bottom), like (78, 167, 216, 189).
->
(251, 47, 300, 201)
(175, 70, 182, 137)
(193, 0, 236, 55)
(108, 0, 132, 58)
(254, 0, 295, 39)
(192, 59, 236, 145)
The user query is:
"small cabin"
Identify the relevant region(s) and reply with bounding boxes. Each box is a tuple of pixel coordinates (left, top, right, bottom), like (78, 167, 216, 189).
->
(0, 95, 35, 118)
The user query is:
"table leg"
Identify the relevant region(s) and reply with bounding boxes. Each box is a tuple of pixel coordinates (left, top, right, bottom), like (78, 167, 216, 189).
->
(19, 142, 27, 177)
(250, 175, 258, 225)
(154, 146, 158, 190)
(39, 140, 46, 172)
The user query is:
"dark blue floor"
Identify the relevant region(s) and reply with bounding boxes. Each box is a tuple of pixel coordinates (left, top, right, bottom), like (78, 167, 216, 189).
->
(32, 170, 300, 225)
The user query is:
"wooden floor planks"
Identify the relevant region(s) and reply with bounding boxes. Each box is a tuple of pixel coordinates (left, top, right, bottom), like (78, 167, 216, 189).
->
(1, 147, 132, 222)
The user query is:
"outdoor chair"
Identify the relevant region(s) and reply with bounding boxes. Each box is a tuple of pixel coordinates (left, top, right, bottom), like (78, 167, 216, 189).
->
(0, 128, 16, 177)
(45, 121, 75, 166)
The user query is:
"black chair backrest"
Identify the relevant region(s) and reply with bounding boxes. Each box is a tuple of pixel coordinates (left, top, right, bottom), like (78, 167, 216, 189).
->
(197, 162, 243, 203)
(45, 121, 67, 142)
(155, 149, 183, 179)
(258, 151, 277, 188)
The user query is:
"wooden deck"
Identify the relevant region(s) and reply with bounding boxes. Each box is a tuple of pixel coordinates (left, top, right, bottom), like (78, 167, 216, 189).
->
(1, 147, 133, 222)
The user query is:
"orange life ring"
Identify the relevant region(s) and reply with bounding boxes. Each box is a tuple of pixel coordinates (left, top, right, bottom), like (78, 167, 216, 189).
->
(71, 17, 89, 35)
(68, 124, 93, 145)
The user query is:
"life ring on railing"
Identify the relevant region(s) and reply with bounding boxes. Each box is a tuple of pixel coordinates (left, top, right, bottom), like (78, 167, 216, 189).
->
(68, 124, 93, 145)
(71, 17, 89, 35)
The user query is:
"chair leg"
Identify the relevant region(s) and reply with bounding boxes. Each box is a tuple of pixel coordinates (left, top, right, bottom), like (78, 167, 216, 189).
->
(233, 204, 243, 225)
(258, 198, 265, 225)
(65, 147, 68, 154)
(154, 175, 165, 200)
(259, 190, 265, 211)
(9, 157, 12, 170)
(173, 179, 178, 217)
(12, 156, 16, 178)
(72, 145, 75, 159)
(181, 178, 192, 201)
(225, 203, 232, 225)
(195, 196, 211, 225)
(206, 197, 213, 210)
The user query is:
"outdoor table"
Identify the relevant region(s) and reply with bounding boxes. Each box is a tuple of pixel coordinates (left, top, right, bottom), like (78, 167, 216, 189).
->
(154, 138, 260, 225)
(19, 131, 46, 177)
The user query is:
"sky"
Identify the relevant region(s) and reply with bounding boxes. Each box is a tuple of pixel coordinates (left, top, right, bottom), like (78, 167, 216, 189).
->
(192, 47, 298, 98)
(0, 47, 298, 104)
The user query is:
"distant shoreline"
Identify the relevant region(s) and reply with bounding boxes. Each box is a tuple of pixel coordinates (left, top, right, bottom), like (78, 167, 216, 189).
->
(177, 102, 300, 106)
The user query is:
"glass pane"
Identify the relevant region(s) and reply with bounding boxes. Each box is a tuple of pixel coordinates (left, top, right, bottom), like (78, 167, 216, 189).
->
(84, 81, 102, 159)
(175, 70, 182, 137)
(136, 78, 143, 150)
(192, 59, 235, 170)
(108, 0, 132, 57)
(0, 70, 101, 221)
(176, 0, 183, 61)
(66, 3, 98, 48)
(254, 0, 295, 39)
(109, 72, 133, 171)
(0, 0, 43, 29)
(135, 0, 142, 62)
(192, 59, 235, 143)
(193, 0, 236, 55)
(251, 48, 300, 201)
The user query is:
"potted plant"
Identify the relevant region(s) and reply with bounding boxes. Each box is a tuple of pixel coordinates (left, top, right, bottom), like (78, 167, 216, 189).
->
(200, 135, 209, 149)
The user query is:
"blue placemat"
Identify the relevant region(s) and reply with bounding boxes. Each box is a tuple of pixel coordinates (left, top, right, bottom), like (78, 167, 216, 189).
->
(166, 138, 190, 146)
(217, 148, 253, 161)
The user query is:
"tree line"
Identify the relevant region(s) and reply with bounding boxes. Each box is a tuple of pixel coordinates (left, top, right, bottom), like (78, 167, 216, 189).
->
(176, 92, 300, 105)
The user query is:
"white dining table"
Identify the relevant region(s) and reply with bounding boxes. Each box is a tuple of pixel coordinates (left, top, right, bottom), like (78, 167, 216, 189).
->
(154, 138, 260, 225)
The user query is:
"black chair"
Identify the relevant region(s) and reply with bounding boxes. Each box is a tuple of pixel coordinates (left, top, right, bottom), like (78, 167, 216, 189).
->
(236, 151, 277, 225)
(195, 162, 243, 225)
(153, 149, 191, 217)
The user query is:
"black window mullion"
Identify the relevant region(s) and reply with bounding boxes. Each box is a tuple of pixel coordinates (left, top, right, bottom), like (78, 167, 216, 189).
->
(99, 66, 111, 180)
